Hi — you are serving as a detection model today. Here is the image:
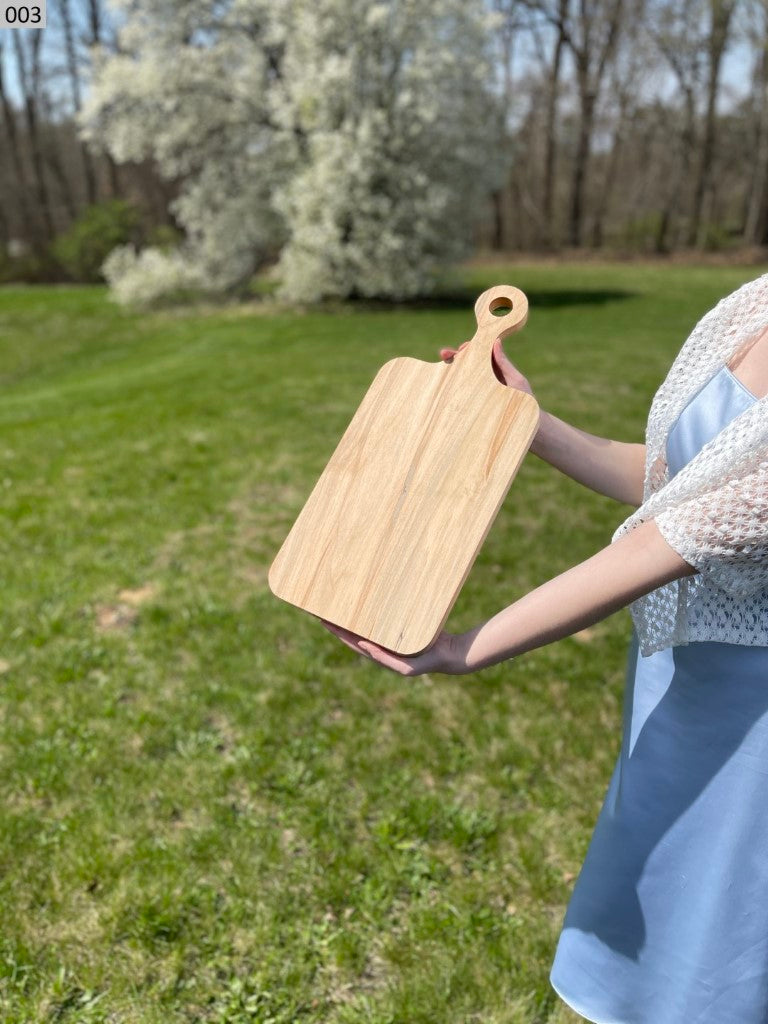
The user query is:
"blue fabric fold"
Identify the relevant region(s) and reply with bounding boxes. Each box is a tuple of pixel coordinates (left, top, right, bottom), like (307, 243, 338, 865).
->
(550, 366, 768, 1024)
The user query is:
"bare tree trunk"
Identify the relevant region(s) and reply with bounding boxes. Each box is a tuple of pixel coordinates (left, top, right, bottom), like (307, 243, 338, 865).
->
(59, 0, 98, 205)
(12, 31, 56, 243)
(590, 0, 647, 247)
(565, 0, 624, 247)
(744, 2, 768, 243)
(649, 0, 705, 252)
(35, 78, 82, 224)
(490, 189, 505, 250)
(591, 110, 626, 247)
(85, 0, 121, 197)
(488, 0, 524, 249)
(493, 0, 512, 249)
(0, 37, 37, 249)
(542, 0, 569, 247)
(655, 86, 697, 251)
(42, 133, 79, 221)
(105, 157, 120, 198)
(688, 0, 737, 247)
(569, 73, 595, 246)
(0, 202, 10, 249)
(87, 0, 103, 44)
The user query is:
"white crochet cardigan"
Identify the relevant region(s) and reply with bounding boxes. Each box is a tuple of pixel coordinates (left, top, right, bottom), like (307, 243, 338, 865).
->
(612, 272, 768, 656)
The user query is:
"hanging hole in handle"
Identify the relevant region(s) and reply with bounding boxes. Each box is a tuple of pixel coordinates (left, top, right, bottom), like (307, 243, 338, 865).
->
(490, 296, 514, 317)
(473, 285, 528, 334)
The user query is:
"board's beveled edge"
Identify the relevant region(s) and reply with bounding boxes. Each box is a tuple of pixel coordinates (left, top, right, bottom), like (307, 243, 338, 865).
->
(266, 303, 542, 659)
(378, 391, 541, 655)
(269, 389, 541, 656)
(266, 356, 412, 603)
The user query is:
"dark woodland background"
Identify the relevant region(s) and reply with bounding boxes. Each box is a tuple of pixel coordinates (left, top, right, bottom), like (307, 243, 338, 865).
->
(3, 0, 768, 284)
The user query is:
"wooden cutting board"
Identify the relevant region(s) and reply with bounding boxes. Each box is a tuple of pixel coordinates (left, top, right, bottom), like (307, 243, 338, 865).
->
(268, 285, 539, 655)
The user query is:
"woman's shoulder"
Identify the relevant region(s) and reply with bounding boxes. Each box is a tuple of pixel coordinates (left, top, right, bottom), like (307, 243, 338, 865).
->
(710, 272, 768, 322)
(680, 272, 768, 360)
(644, 273, 768, 459)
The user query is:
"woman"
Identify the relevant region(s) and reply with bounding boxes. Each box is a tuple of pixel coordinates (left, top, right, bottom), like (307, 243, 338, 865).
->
(322, 274, 768, 1024)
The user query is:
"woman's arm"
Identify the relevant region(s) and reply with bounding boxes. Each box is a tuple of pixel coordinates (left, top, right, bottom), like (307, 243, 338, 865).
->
(458, 518, 692, 672)
(321, 519, 695, 675)
(531, 411, 646, 507)
(447, 340, 646, 507)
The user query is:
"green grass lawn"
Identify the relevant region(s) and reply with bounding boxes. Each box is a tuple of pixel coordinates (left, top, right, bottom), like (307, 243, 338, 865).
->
(0, 262, 764, 1023)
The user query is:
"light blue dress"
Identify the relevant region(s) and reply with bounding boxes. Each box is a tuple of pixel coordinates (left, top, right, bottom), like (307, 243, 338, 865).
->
(550, 366, 768, 1024)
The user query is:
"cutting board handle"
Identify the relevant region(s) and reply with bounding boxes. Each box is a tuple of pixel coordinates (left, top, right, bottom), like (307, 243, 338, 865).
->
(463, 285, 529, 378)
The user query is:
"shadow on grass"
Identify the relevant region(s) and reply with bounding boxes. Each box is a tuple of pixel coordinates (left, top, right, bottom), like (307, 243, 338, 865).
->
(345, 287, 637, 312)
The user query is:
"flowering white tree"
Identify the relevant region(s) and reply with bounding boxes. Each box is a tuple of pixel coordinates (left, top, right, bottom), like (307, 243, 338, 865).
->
(80, 0, 502, 305)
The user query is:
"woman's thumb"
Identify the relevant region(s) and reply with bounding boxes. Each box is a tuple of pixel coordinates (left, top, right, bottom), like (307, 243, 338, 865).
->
(491, 339, 512, 381)
(492, 338, 511, 367)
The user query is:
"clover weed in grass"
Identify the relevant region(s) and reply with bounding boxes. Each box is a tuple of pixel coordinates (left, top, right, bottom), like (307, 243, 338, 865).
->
(0, 263, 764, 1022)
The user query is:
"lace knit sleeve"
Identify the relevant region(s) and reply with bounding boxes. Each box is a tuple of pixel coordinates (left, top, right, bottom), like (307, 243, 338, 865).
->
(614, 397, 768, 651)
(615, 273, 768, 653)
(654, 461, 768, 598)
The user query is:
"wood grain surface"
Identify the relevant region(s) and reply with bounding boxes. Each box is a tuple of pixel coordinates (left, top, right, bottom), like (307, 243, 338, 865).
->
(269, 285, 539, 654)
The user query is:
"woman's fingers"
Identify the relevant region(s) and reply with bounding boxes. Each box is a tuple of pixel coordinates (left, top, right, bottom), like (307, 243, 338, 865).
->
(441, 339, 520, 390)
(320, 619, 368, 654)
(440, 340, 471, 362)
(441, 340, 515, 388)
(320, 619, 425, 676)
(320, 620, 398, 663)
(491, 338, 533, 393)
(491, 338, 513, 384)
(438, 338, 535, 395)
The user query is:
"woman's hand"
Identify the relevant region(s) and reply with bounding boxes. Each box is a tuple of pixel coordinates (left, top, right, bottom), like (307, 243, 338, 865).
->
(319, 620, 471, 676)
(320, 521, 696, 676)
(442, 335, 646, 504)
(440, 337, 535, 395)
